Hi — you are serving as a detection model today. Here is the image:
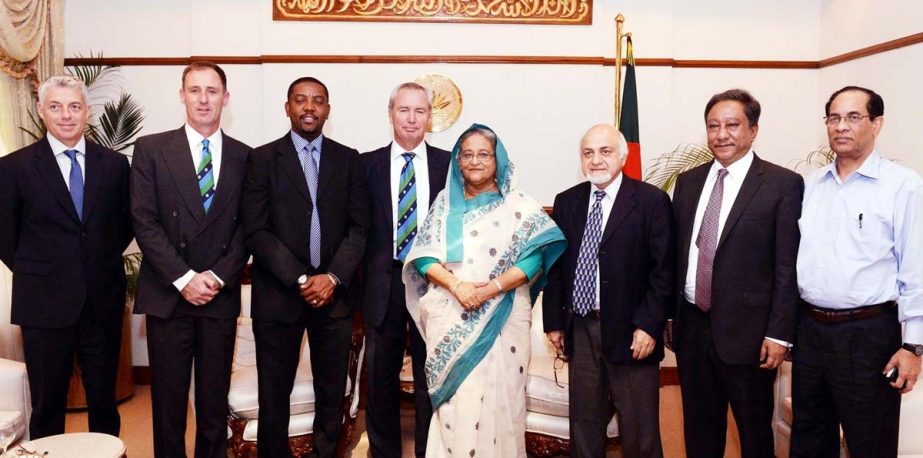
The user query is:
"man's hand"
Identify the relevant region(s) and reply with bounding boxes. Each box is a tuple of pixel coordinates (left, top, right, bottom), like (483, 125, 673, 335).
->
(181, 272, 219, 306)
(884, 348, 922, 393)
(631, 328, 656, 360)
(300, 274, 336, 308)
(546, 331, 564, 353)
(664, 319, 674, 352)
(759, 339, 788, 369)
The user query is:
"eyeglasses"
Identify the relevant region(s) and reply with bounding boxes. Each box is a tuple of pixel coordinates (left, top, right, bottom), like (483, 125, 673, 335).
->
(823, 114, 874, 126)
(458, 152, 495, 163)
(11, 444, 48, 457)
(553, 352, 568, 389)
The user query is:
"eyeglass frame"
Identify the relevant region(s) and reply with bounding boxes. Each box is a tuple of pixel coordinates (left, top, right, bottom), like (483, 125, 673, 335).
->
(823, 113, 876, 126)
(457, 151, 495, 163)
(553, 351, 568, 389)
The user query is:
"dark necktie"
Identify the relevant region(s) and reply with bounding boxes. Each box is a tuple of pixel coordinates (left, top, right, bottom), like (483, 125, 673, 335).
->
(301, 144, 321, 268)
(64, 149, 84, 221)
(572, 190, 606, 316)
(694, 168, 729, 312)
(396, 152, 417, 262)
(197, 139, 215, 213)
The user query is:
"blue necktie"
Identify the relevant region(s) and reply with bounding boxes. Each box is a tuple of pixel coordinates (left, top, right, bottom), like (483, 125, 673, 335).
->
(395, 152, 417, 262)
(572, 190, 606, 316)
(197, 139, 215, 213)
(301, 144, 322, 268)
(64, 149, 84, 221)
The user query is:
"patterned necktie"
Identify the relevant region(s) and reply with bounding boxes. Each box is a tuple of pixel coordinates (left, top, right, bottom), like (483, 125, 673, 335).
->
(301, 144, 322, 268)
(197, 139, 215, 213)
(572, 190, 606, 316)
(63, 149, 84, 221)
(396, 152, 417, 262)
(694, 168, 729, 312)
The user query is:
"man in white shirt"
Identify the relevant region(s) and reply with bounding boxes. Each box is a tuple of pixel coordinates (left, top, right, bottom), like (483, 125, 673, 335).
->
(0, 75, 133, 439)
(130, 62, 251, 458)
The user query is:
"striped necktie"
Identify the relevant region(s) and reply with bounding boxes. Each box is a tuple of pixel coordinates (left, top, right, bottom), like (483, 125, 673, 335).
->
(395, 152, 417, 262)
(572, 190, 606, 316)
(63, 149, 84, 221)
(302, 144, 322, 268)
(197, 139, 215, 213)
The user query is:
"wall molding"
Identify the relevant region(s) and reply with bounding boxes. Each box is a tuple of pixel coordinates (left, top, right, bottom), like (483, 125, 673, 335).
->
(64, 31, 923, 70)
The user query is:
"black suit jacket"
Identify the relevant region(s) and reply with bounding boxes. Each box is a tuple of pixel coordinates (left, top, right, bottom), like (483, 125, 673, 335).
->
(544, 177, 675, 365)
(0, 137, 132, 328)
(672, 155, 803, 365)
(242, 134, 369, 322)
(359, 142, 450, 327)
(131, 127, 251, 319)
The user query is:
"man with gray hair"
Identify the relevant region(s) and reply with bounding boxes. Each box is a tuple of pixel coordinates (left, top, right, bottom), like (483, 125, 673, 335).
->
(360, 82, 450, 457)
(544, 124, 674, 457)
(0, 75, 133, 439)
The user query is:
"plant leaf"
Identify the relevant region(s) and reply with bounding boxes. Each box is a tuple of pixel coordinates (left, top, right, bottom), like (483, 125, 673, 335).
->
(643, 143, 714, 192)
(96, 93, 145, 153)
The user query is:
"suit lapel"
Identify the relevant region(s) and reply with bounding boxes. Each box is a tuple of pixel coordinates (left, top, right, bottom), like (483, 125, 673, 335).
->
(81, 142, 105, 223)
(164, 127, 206, 224)
(599, 177, 636, 246)
(33, 138, 81, 223)
(717, 156, 765, 250)
(278, 135, 312, 202)
(572, 182, 592, 242)
(316, 137, 337, 199)
(426, 143, 449, 205)
(678, 163, 711, 269)
(377, 146, 395, 231)
(199, 132, 245, 230)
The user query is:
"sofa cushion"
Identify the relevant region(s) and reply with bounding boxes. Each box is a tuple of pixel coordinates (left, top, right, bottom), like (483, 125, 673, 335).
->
(241, 411, 316, 441)
(781, 396, 793, 425)
(526, 354, 569, 417)
(526, 411, 618, 439)
(0, 410, 25, 444)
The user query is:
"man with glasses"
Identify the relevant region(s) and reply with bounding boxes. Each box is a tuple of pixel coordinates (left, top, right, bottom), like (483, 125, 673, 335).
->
(792, 86, 923, 457)
(544, 124, 674, 457)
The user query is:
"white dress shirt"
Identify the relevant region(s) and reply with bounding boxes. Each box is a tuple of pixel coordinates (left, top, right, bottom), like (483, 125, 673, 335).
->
(48, 134, 86, 189)
(173, 125, 225, 292)
(798, 151, 923, 344)
(390, 141, 431, 259)
(587, 173, 622, 310)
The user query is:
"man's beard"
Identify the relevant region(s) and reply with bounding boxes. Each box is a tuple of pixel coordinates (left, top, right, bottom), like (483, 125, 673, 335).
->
(586, 171, 613, 185)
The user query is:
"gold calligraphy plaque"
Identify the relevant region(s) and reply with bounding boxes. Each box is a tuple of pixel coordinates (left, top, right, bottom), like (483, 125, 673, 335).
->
(273, 0, 592, 25)
(415, 74, 462, 133)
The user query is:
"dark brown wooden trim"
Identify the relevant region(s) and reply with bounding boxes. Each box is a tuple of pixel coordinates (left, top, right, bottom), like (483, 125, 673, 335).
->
(819, 31, 923, 67)
(62, 32, 923, 70)
(132, 365, 151, 385)
(660, 366, 680, 386)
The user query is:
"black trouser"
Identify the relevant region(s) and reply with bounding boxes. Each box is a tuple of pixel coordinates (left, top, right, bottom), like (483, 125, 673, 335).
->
(790, 308, 901, 458)
(146, 314, 237, 458)
(676, 303, 776, 458)
(568, 314, 663, 458)
(253, 308, 352, 458)
(364, 263, 432, 458)
(21, 304, 122, 439)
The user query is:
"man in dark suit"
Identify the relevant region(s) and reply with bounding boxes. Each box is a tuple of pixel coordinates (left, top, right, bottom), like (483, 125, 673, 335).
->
(543, 124, 674, 457)
(131, 62, 250, 458)
(360, 82, 450, 458)
(242, 76, 369, 458)
(671, 89, 803, 458)
(0, 75, 132, 439)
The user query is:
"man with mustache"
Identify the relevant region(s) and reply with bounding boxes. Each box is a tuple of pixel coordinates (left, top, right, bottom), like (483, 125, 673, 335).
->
(242, 76, 369, 458)
(671, 89, 803, 458)
(792, 86, 923, 457)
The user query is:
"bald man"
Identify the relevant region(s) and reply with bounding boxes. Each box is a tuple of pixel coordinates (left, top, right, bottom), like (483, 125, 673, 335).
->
(543, 124, 675, 457)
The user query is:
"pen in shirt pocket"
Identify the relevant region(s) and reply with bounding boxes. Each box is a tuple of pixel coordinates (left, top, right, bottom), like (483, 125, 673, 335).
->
(859, 213, 863, 229)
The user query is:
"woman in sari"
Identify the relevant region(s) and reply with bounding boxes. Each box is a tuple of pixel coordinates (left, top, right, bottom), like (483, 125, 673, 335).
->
(403, 124, 566, 457)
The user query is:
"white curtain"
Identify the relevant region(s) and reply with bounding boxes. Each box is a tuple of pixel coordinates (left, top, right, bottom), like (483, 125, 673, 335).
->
(0, 0, 63, 361)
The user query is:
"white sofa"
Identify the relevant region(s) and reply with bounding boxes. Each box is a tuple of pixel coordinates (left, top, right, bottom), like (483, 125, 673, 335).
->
(227, 284, 364, 457)
(0, 357, 30, 444)
(773, 360, 923, 457)
(524, 295, 618, 456)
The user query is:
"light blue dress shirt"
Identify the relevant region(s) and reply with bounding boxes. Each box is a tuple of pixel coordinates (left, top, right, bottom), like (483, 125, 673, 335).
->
(797, 151, 923, 344)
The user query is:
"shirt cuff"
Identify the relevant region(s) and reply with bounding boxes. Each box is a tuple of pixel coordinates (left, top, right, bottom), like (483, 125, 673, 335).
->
(173, 270, 196, 292)
(207, 270, 225, 288)
(765, 336, 793, 349)
(327, 273, 340, 286)
(904, 317, 923, 345)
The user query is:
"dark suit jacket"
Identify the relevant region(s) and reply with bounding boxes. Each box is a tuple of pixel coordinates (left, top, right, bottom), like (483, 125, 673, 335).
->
(359, 142, 450, 328)
(672, 155, 803, 365)
(242, 133, 369, 322)
(0, 137, 132, 328)
(544, 177, 675, 365)
(131, 127, 251, 319)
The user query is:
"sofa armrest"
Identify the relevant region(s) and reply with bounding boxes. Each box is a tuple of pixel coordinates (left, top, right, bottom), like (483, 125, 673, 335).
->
(0, 358, 31, 441)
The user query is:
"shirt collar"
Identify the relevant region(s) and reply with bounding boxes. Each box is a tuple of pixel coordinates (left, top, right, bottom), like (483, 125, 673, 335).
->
(592, 172, 623, 200)
(47, 134, 86, 157)
(290, 131, 324, 155)
(390, 141, 428, 161)
(184, 124, 222, 152)
(823, 149, 881, 183)
(711, 150, 754, 181)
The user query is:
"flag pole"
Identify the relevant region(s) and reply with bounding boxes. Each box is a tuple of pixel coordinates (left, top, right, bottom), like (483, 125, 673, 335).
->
(615, 14, 624, 129)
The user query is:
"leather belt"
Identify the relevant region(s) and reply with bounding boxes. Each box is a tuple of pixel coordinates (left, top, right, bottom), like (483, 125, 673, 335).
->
(572, 309, 601, 319)
(802, 300, 897, 324)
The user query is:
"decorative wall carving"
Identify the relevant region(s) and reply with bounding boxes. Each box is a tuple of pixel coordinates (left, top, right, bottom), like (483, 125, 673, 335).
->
(273, 0, 592, 25)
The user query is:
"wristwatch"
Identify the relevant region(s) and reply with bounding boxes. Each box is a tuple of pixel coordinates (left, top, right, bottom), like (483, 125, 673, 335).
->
(297, 274, 309, 286)
(902, 343, 923, 357)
